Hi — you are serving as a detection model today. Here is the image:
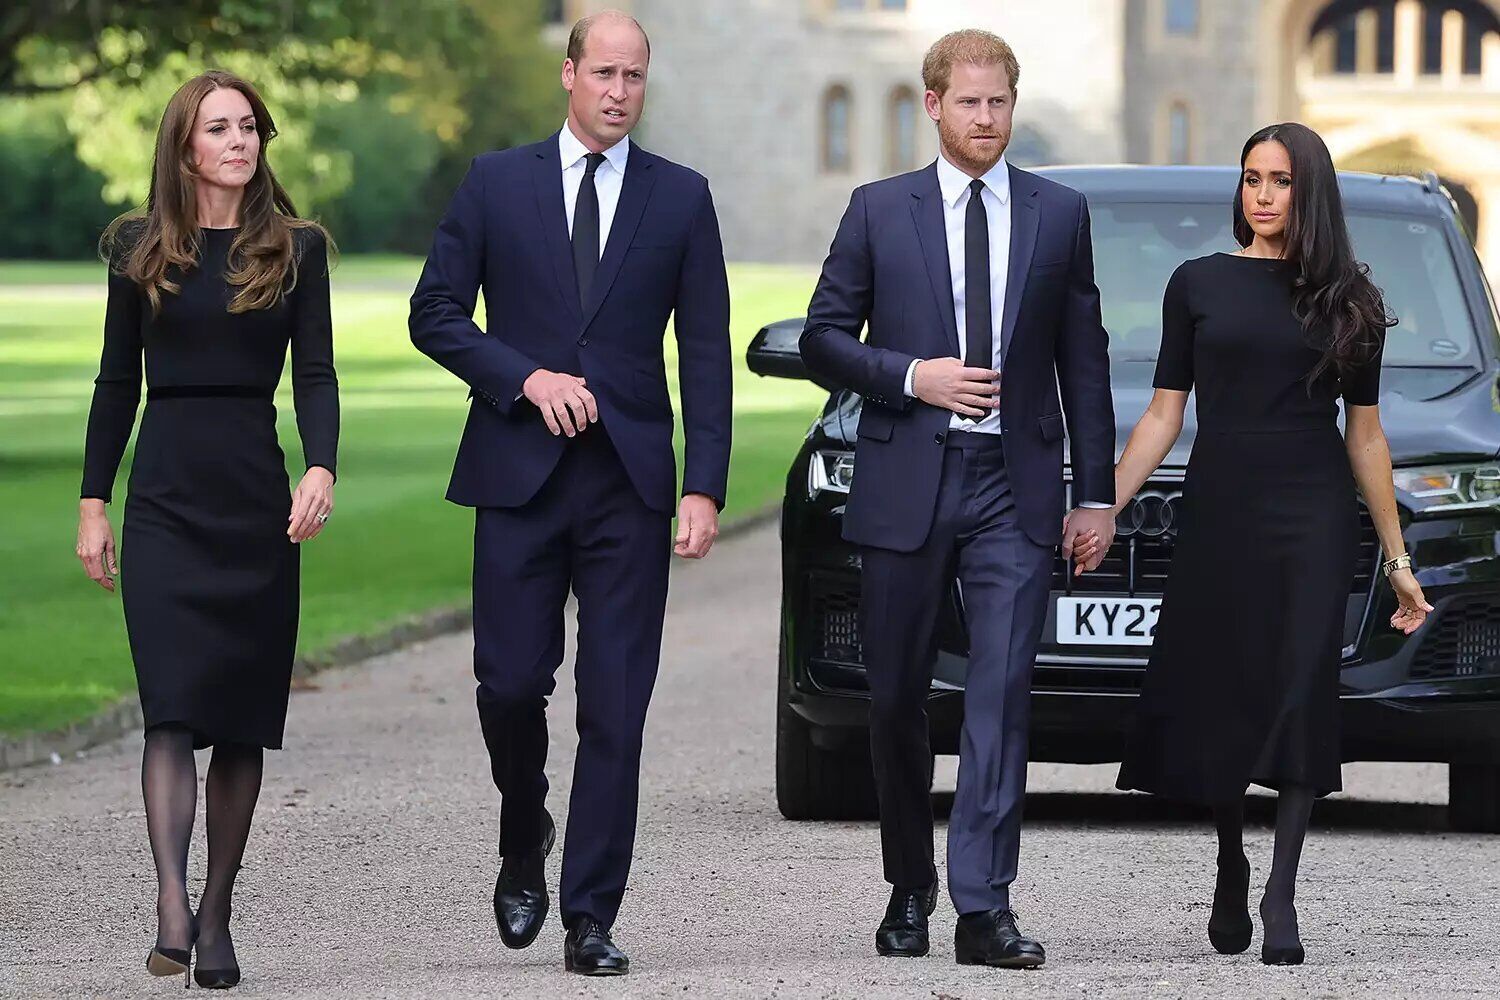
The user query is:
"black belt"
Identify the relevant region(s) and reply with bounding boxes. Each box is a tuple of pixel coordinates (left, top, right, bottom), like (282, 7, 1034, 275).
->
(944, 429, 1006, 450)
(147, 385, 273, 401)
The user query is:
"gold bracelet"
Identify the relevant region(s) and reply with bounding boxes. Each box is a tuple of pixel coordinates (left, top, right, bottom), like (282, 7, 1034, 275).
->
(1382, 553, 1412, 577)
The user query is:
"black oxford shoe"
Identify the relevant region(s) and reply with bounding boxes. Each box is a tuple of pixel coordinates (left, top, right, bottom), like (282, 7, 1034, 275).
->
(954, 908, 1046, 969)
(564, 917, 629, 976)
(493, 808, 556, 949)
(875, 882, 939, 957)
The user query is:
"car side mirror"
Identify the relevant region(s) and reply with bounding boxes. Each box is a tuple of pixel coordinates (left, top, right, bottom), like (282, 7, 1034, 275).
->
(746, 318, 841, 393)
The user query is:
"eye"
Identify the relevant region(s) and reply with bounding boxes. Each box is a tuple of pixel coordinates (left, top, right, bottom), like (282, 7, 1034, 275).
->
(1275, 176, 1291, 187)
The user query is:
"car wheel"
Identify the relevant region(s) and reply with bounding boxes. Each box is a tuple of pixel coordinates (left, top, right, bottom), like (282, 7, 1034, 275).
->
(1449, 763, 1500, 833)
(775, 640, 880, 821)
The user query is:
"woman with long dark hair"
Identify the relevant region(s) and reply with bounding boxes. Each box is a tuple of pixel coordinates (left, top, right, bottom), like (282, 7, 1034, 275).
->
(1074, 123, 1431, 964)
(75, 70, 338, 989)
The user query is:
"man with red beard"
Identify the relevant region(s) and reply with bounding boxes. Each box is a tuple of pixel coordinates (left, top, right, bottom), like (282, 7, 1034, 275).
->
(800, 29, 1116, 968)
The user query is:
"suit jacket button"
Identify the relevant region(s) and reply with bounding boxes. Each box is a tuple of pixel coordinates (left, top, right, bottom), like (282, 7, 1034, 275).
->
(934, 432, 945, 444)
(577, 337, 589, 346)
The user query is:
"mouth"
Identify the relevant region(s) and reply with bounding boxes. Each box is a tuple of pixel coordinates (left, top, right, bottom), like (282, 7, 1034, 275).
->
(225, 158, 249, 167)
(1252, 212, 1278, 221)
(602, 108, 627, 124)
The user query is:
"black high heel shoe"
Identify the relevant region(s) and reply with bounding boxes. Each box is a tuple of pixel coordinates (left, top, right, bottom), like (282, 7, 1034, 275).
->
(193, 964, 241, 990)
(1259, 896, 1305, 966)
(146, 918, 199, 988)
(1207, 852, 1252, 954)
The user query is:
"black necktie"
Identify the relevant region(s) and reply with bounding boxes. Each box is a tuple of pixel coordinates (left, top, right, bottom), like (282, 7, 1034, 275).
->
(963, 178, 992, 422)
(572, 152, 606, 305)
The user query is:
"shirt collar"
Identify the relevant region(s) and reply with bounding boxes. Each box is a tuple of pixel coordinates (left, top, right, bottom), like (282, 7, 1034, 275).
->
(936, 149, 1010, 208)
(560, 120, 630, 175)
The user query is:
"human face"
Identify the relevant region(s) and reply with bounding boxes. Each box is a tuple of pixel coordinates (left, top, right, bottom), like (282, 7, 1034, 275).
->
(561, 18, 648, 151)
(926, 61, 1015, 177)
(1240, 139, 1293, 242)
(190, 87, 259, 192)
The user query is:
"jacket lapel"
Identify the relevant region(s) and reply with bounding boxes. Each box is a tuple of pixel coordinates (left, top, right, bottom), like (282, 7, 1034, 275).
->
(909, 164, 960, 356)
(1000, 164, 1041, 364)
(580, 146, 657, 333)
(531, 133, 581, 321)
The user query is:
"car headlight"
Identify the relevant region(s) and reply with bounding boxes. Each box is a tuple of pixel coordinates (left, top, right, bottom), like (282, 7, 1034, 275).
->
(1392, 463, 1500, 514)
(808, 449, 855, 498)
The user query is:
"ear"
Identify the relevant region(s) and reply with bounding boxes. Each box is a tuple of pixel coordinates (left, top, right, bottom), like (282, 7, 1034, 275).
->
(562, 58, 576, 92)
(924, 89, 942, 123)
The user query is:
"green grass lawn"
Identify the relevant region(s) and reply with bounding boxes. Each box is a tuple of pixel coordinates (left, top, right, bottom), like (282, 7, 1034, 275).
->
(0, 257, 824, 735)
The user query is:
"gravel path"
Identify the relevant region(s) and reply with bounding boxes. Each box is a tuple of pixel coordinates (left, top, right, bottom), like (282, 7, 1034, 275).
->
(3, 523, 1498, 998)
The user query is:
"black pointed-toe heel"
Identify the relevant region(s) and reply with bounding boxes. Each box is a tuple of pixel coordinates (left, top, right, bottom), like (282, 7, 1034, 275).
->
(193, 965, 242, 989)
(1261, 944, 1305, 966)
(1207, 853, 1252, 955)
(146, 946, 192, 988)
(147, 918, 199, 988)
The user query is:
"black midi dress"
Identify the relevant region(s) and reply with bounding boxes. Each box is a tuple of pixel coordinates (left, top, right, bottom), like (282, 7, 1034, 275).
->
(1115, 252, 1382, 802)
(80, 226, 338, 749)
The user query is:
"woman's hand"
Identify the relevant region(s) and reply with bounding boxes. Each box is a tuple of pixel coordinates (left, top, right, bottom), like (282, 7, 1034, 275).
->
(289, 466, 335, 543)
(1388, 567, 1434, 635)
(77, 500, 118, 591)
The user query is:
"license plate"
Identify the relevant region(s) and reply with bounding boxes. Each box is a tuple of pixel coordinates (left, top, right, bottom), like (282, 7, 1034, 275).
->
(1055, 597, 1160, 646)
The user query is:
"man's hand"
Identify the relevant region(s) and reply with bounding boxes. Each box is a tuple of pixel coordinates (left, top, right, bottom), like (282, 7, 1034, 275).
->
(1062, 506, 1116, 576)
(912, 357, 999, 418)
(522, 369, 598, 437)
(674, 493, 720, 560)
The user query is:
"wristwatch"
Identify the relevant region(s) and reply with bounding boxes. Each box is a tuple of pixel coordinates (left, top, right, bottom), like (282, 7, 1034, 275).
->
(1382, 553, 1413, 577)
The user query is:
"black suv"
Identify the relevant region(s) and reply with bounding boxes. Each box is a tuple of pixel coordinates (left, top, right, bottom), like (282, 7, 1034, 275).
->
(751, 166, 1500, 833)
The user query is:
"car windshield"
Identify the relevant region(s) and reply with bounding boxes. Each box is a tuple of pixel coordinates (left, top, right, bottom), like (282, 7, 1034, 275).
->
(1093, 201, 1482, 368)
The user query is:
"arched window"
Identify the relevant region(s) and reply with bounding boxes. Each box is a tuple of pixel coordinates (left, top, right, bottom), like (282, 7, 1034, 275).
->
(887, 86, 918, 173)
(1167, 102, 1192, 164)
(1312, 0, 1500, 77)
(822, 85, 852, 173)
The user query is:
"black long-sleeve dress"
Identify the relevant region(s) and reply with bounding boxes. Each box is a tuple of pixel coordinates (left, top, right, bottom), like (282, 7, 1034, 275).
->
(1116, 252, 1383, 802)
(81, 225, 338, 749)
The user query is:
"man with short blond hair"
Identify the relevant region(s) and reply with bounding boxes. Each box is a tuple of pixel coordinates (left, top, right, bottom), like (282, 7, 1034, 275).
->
(410, 9, 731, 976)
(801, 28, 1115, 968)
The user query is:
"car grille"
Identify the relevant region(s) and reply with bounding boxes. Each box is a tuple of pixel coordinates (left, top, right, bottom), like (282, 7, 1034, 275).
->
(809, 572, 862, 665)
(1409, 594, 1500, 680)
(1053, 479, 1379, 596)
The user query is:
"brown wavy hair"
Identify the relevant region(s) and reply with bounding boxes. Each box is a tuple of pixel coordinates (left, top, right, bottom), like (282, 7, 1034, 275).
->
(100, 70, 331, 314)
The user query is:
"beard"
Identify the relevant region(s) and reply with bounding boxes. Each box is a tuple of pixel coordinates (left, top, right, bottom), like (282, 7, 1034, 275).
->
(938, 116, 1009, 174)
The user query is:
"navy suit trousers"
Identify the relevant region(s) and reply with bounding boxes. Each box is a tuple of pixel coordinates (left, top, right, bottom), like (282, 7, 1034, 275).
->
(860, 433, 1053, 914)
(472, 425, 670, 930)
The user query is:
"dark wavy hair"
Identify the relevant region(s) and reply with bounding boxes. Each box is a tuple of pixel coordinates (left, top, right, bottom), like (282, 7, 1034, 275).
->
(100, 69, 332, 315)
(1232, 122, 1394, 386)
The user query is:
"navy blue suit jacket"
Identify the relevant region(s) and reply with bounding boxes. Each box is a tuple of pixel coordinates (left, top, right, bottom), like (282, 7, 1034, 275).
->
(409, 134, 732, 514)
(800, 162, 1114, 551)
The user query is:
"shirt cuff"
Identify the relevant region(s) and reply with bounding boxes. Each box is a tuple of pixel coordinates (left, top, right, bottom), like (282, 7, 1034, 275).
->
(903, 359, 920, 397)
(1078, 501, 1112, 509)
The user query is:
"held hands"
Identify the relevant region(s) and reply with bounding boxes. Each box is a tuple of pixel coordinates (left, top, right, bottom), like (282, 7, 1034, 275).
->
(524, 369, 598, 437)
(76, 500, 118, 591)
(1062, 506, 1116, 576)
(289, 466, 335, 543)
(912, 358, 1000, 418)
(674, 493, 719, 560)
(1388, 567, 1434, 635)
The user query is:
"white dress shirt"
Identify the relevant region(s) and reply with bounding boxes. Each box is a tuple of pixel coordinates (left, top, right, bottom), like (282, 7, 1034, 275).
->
(903, 151, 1011, 435)
(559, 120, 630, 257)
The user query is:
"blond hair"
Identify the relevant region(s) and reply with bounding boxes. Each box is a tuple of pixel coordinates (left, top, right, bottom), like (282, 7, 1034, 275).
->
(922, 29, 1020, 96)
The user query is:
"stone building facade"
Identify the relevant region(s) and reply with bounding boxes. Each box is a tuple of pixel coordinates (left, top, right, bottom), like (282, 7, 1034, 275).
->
(546, 1, 1500, 268)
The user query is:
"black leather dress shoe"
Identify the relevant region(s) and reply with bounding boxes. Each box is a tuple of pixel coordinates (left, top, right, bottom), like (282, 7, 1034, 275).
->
(1207, 852, 1252, 955)
(493, 808, 556, 950)
(875, 882, 938, 957)
(955, 908, 1046, 968)
(564, 917, 630, 975)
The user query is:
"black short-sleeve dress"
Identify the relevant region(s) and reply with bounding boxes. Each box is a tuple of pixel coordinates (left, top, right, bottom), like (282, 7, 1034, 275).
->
(1115, 252, 1383, 803)
(80, 226, 339, 749)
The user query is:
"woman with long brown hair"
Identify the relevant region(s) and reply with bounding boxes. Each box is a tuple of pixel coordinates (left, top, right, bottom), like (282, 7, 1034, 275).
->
(1073, 123, 1431, 964)
(75, 70, 338, 989)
